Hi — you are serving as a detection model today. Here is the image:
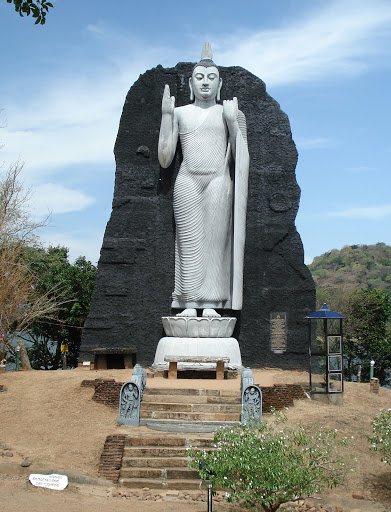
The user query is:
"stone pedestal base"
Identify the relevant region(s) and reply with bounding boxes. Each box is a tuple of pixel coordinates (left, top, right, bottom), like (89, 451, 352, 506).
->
(152, 337, 243, 371)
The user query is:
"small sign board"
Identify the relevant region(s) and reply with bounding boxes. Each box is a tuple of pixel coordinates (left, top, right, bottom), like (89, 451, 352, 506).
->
(29, 473, 68, 490)
(60, 344, 69, 353)
(270, 312, 287, 353)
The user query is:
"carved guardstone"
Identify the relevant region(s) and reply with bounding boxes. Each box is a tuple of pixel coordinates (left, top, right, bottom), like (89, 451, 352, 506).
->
(241, 384, 262, 424)
(79, 60, 315, 370)
(118, 381, 141, 427)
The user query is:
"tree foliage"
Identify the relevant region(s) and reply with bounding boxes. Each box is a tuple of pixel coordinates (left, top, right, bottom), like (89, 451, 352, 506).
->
(20, 246, 97, 369)
(309, 243, 391, 293)
(316, 287, 391, 385)
(0, 163, 60, 363)
(5, 0, 53, 25)
(345, 289, 391, 384)
(188, 419, 347, 512)
(310, 244, 391, 385)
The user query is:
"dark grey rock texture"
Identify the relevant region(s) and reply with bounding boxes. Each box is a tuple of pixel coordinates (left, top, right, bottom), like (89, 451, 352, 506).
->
(79, 62, 315, 369)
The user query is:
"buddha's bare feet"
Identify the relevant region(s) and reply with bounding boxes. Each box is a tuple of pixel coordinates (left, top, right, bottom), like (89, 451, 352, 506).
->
(202, 309, 221, 318)
(176, 308, 197, 317)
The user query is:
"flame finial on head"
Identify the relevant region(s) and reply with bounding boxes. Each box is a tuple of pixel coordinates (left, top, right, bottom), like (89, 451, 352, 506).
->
(194, 42, 217, 69)
(201, 42, 213, 61)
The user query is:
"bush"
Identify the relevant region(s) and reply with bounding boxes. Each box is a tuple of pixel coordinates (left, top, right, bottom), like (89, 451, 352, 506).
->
(368, 408, 391, 466)
(188, 418, 347, 512)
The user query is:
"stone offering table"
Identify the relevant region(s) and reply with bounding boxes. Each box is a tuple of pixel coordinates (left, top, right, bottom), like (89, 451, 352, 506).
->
(164, 356, 230, 379)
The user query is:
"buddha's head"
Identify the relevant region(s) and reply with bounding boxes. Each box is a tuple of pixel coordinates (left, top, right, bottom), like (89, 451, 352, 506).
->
(189, 43, 222, 102)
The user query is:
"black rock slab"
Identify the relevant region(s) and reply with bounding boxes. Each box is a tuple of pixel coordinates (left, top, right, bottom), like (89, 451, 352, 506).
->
(79, 62, 315, 370)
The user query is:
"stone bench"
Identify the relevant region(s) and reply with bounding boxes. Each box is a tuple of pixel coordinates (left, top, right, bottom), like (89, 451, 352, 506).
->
(164, 356, 230, 380)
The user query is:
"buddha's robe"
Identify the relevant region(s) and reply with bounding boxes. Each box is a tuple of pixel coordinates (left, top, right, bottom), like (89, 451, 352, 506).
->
(171, 104, 249, 310)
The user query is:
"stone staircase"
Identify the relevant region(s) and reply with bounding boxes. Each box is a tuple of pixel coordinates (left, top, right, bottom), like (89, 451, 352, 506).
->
(119, 434, 213, 490)
(140, 387, 242, 424)
(118, 387, 241, 489)
(98, 379, 307, 490)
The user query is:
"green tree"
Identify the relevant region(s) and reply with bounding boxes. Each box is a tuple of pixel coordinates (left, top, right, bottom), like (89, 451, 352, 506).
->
(315, 287, 391, 384)
(20, 246, 96, 369)
(188, 420, 347, 512)
(0, 163, 59, 364)
(5, 0, 53, 25)
(345, 289, 391, 384)
(309, 243, 391, 294)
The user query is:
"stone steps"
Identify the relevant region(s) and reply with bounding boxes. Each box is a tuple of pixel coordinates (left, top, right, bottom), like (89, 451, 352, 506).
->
(118, 478, 203, 490)
(120, 467, 199, 479)
(125, 435, 212, 447)
(141, 388, 241, 424)
(123, 446, 188, 457)
(118, 435, 213, 490)
(144, 388, 237, 396)
(141, 402, 241, 413)
(141, 410, 239, 422)
(142, 394, 241, 404)
(118, 387, 242, 490)
(122, 456, 189, 468)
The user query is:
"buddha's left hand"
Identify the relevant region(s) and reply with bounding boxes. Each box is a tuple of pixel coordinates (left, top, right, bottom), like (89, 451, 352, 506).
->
(223, 97, 238, 123)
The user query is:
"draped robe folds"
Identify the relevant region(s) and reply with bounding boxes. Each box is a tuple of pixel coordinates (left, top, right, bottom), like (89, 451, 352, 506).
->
(171, 105, 249, 311)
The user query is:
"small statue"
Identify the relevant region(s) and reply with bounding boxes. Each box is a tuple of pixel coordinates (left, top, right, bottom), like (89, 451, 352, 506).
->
(158, 43, 250, 318)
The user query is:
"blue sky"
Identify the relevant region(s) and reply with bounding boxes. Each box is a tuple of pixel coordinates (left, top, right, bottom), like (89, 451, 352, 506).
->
(1, 0, 390, 265)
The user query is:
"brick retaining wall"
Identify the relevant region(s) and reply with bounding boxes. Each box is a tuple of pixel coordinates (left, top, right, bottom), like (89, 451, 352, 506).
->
(98, 434, 126, 482)
(261, 384, 307, 413)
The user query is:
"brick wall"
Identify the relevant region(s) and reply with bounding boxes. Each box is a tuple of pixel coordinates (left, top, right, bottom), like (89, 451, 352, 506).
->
(81, 379, 123, 407)
(261, 384, 307, 413)
(98, 434, 126, 482)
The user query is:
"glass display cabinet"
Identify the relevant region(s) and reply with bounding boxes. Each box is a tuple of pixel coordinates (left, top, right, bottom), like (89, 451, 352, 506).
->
(306, 303, 345, 398)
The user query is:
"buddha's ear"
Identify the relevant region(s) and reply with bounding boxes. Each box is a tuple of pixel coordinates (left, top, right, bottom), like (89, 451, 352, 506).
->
(217, 78, 222, 102)
(189, 77, 194, 101)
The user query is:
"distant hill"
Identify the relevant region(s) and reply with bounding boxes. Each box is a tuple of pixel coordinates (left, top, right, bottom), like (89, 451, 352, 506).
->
(308, 243, 391, 292)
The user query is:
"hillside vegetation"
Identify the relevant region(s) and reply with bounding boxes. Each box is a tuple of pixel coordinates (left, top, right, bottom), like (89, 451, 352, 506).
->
(308, 243, 391, 385)
(309, 242, 391, 292)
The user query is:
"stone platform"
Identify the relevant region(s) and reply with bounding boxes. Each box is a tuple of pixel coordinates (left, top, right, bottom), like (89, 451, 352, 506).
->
(152, 336, 243, 371)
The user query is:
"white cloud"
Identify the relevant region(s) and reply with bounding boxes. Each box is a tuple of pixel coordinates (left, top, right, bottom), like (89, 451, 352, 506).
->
(39, 228, 104, 265)
(328, 204, 391, 219)
(215, 0, 391, 86)
(2, 0, 391, 179)
(30, 183, 95, 217)
(295, 137, 333, 150)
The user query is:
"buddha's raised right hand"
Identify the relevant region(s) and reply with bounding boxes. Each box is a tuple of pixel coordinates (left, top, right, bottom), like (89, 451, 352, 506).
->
(162, 84, 175, 115)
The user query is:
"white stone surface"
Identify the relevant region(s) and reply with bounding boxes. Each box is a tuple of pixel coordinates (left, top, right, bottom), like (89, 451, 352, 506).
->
(152, 336, 243, 370)
(29, 473, 68, 491)
(158, 43, 249, 311)
(162, 316, 236, 338)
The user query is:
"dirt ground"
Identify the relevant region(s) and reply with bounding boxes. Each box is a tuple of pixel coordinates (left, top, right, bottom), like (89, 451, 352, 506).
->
(1, 367, 391, 511)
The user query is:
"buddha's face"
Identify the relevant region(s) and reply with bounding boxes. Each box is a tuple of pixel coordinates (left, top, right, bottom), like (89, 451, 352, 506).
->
(190, 65, 222, 101)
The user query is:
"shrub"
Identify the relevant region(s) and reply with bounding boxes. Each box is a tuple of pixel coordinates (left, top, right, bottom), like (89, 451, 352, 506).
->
(368, 408, 391, 466)
(188, 419, 347, 512)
